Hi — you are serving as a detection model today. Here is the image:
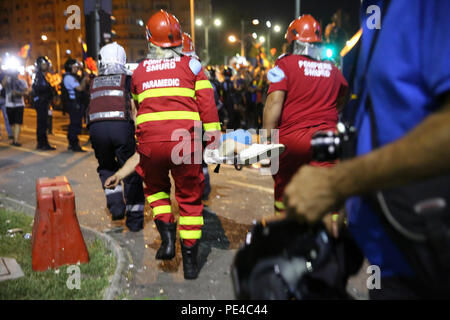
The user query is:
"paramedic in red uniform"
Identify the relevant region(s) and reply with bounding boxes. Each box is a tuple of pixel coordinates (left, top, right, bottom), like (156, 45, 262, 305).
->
(105, 10, 220, 280)
(263, 14, 348, 216)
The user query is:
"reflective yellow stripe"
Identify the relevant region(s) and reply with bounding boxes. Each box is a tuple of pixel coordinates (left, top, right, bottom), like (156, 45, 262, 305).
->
(203, 122, 221, 132)
(195, 80, 213, 91)
(138, 87, 195, 103)
(275, 210, 284, 216)
(136, 111, 201, 125)
(179, 230, 202, 240)
(274, 201, 286, 210)
(351, 94, 358, 100)
(147, 192, 170, 204)
(132, 93, 139, 101)
(179, 216, 204, 226)
(153, 205, 172, 216)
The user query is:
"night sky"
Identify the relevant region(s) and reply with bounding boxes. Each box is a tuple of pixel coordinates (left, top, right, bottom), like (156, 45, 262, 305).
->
(205, 0, 361, 64)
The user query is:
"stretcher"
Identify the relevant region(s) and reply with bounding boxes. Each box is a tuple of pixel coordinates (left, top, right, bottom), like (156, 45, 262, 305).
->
(203, 129, 285, 171)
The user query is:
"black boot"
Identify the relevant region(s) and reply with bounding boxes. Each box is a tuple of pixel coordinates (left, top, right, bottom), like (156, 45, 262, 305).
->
(180, 240, 200, 280)
(154, 220, 176, 260)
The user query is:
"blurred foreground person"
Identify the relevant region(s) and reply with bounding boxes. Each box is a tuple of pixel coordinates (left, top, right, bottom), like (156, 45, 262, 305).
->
(285, 0, 450, 299)
(87, 42, 145, 231)
(105, 10, 220, 279)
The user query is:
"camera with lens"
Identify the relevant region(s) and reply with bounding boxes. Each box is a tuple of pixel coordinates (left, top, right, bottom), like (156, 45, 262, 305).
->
(311, 122, 356, 162)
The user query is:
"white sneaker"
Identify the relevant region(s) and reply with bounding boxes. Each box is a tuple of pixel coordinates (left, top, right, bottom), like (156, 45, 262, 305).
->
(237, 144, 285, 165)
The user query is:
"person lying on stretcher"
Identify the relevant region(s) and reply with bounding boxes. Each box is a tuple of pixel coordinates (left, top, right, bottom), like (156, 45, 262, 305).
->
(204, 129, 285, 165)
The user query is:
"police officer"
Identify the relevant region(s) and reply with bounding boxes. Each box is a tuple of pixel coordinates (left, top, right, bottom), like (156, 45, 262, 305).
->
(62, 59, 89, 152)
(87, 42, 145, 231)
(105, 10, 221, 280)
(263, 15, 348, 216)
(32, 56, 56, 150)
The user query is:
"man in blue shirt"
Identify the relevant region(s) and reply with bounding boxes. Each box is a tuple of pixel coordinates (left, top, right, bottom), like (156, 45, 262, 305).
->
(284, 0, 450, 299)
(62, 59, 89, 152)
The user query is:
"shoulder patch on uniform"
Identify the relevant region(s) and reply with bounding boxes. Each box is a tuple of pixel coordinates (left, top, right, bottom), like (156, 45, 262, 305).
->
(189, 58, 202, 76)
(276, 53, 290, 61)
(267, 66, 286, 83)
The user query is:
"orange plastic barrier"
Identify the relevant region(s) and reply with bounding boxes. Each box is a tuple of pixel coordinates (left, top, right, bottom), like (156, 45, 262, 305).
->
(31, 176, 89, 271)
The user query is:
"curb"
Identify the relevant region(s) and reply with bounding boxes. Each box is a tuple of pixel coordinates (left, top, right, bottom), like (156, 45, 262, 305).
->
(0, 194, 128, 300)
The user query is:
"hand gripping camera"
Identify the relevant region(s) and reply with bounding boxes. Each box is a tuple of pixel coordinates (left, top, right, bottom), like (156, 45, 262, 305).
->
(311, 122, 357, 162)
(231, 218, 363, 300)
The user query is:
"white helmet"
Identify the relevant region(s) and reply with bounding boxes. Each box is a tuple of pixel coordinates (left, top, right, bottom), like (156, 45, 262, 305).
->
(98, 42, 127, 75)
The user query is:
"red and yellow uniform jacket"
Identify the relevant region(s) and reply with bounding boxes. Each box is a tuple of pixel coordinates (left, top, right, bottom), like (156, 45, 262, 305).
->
(131, 55, 220, 148)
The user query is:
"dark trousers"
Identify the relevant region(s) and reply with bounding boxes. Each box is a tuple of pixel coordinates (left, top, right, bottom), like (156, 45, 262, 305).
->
(202, 162, 211, 201)
(35, 99, 50, 147)
(67, 99, 82, 147)
(89, 121, 145, 231)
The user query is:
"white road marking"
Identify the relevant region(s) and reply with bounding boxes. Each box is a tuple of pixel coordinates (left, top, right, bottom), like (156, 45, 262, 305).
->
(226, 180, 273, 194)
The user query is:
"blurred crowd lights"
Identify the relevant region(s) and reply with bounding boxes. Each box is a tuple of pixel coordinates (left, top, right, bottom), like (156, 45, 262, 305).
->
(195, 17, 222, 27)
(195, 18, 203, 26)
(228, 35, 238, 43)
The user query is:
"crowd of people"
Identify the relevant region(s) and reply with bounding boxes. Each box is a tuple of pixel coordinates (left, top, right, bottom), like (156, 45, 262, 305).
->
(205, 64, 270, 131)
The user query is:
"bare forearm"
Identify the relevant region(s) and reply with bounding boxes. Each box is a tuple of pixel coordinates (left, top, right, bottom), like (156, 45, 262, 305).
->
(263, 91, 285, 135)
(116, 152, 140, 180)
(334, 102, 450, 198)
(263, 106, 279, 131)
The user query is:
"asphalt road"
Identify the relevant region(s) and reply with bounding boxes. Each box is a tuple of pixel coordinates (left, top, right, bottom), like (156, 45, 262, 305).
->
(0, 107, 369, 300)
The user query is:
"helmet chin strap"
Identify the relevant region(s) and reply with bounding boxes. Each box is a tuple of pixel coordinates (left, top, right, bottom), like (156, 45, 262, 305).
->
(147, 42, 183, 60)
(99, 63, 128, 76)
(293, 40, 323, 61)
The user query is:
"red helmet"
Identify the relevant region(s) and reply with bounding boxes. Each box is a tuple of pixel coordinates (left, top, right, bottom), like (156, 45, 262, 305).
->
(182, 32, 195, 53)
(146, 10, 182, 48)
(285, 14, 322, 44)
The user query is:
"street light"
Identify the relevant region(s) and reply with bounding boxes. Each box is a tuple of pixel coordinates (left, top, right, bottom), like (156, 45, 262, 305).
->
(195, 18, 203, 26)
(259, 36, 266, 43)
(252, 32, 257, 39)
(228, 35, 238, 43)
(266, 20, 272, 28)
(274, 25, 281, 33)
(196, 17, 222, 63)
(41, 34, 61, 74)
(252, 19, 260, 25)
